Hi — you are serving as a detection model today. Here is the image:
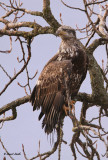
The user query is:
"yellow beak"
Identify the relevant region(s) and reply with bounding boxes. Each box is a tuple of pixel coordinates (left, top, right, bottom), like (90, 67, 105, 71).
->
(56, 30, 67, 36)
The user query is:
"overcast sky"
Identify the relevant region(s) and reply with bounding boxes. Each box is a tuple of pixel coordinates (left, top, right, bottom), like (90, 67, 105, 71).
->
(0, 0, 108, 160)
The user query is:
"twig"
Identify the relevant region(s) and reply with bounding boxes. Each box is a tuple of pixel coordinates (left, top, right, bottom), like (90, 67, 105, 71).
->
(0, 64, 11, 79)
(75, 142, 87, 158)
(60, 0, 85, 12)
(29, 70, 38, 80)
(22, 144, 29, 160)
(0, 138, 15, 160)
(59, 13, 63, 25)
(86, 0, 108, 6)
(85, 31, 95, 47)
(0, 37, 31, 96)
(89, 114, 106, 123)
(29, 139, 59, 160)
(14, 8, 43, 17)
(0, 36, 12, 54)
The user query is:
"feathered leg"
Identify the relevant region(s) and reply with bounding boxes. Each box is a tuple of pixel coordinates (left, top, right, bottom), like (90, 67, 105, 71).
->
(64, 76, 75, 115)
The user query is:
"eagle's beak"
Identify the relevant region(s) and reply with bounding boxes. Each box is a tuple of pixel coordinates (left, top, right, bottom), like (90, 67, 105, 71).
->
(56, 30, 67, 37)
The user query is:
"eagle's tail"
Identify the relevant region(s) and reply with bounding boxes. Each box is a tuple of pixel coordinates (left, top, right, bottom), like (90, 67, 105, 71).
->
(42, 92, 65, 134)
(30, 83, 65, 134)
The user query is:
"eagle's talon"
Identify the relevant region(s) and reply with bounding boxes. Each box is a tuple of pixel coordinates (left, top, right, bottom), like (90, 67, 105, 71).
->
(63, 105, 70, 116)
(70, 100, 75, 110)
(70, 100, 75, 105)
(63, 100, 75, 116)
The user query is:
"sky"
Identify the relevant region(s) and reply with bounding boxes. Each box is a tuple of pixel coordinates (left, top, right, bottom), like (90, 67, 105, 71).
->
(0, 0, 108, 160)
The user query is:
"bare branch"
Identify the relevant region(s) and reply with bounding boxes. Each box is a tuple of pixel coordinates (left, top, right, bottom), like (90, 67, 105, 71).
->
(0, 113, 5, 129)
(86, 38, 108, 53)
(0, 38, 31, 95)
(0, 36, 12, 54)
(83, 0, 105, 37)
(22, 144, 29, 160)
(86, 0, 108, 6)
(1, 21, 41, 29)
(75, 142, 87, 158)
(29, 70, 38, 80)
(89, 114, 106, 123)
(29, 135, 59, 160)
(43, 0, 60, 29)
(0, 95, 30, 116)
(77, 138, 91, 158)
(0, 108, 17, 123)
(0, 64, 11, 79)
(72, 125, 100, 133)
(16, 8, 43, 17)
(1, 9, 16, 19)
(17, 37, 32, 94)
(85, 31, 95, 47)
(0, 26, 55, 38)
(0, 138, 15, 160)
(60, 0, 86, 12)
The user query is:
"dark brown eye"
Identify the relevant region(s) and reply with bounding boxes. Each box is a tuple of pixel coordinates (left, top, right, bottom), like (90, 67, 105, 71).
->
(63, 28, 75, 34)
(71, 30, 76, 36)
(67, 29, 72, 33)
(62, 28, 67, 32)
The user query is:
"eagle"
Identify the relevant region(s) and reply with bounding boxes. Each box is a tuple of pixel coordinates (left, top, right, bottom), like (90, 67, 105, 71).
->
(30, 25, 88, 134)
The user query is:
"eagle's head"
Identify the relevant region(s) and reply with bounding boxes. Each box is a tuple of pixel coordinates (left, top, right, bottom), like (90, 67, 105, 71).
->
(56, 25, 76, 40)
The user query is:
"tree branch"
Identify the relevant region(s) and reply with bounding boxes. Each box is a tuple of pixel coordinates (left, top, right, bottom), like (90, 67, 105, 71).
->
(87, 38, 108, 54)
(0, 18, 41, 29)
(0, 107, 17, 123)
(15, 8, 43, 17)
(43, 0, 60, 30)
(88, 54, 108, 105)
(60, 0, 86, 12)
(83, 0, 106, 38)
(86, 0, 108, 6)
(0, 25, 55, 38)
(0, 95, 30, 116)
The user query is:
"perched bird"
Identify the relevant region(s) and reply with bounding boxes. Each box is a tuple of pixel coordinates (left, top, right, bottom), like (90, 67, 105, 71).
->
(30, 25, 88, 134)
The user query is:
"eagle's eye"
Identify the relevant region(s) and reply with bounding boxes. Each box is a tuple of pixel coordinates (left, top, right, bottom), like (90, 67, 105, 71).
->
(62, 28, 76, 35)
(62, 28, 70, 32)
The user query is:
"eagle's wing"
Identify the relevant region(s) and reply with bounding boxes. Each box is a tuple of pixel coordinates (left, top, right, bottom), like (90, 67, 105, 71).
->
(30, 59, 72, 134)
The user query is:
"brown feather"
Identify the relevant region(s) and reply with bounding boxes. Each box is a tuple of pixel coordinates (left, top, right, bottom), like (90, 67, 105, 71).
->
(38, 111, 44, 120)
(45, 93, 56, 113)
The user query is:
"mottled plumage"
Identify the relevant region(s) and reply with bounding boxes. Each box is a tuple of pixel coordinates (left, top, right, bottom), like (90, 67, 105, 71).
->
(30, 26, 88, 134)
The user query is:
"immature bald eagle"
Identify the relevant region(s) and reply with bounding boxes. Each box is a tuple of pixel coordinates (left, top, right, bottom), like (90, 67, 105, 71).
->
(30, 26, 88, 134)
